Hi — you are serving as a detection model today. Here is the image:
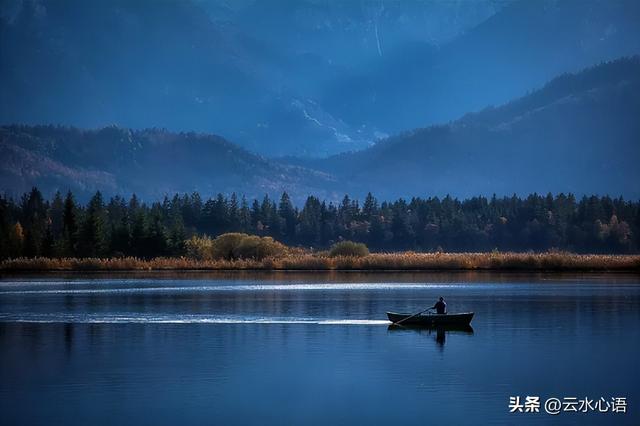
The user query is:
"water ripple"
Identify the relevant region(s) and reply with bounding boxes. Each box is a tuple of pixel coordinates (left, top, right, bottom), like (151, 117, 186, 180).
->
(0, 312, 390, 325)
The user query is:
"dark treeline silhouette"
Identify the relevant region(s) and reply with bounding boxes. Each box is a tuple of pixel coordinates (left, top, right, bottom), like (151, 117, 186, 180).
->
(1, 188, 638, 259)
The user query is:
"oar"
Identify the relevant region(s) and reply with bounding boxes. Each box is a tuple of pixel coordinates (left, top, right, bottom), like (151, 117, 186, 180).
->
(394, 307, 434, 326)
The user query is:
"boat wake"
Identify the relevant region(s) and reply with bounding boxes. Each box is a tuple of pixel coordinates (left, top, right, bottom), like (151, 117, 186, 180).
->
(0, 312, 390, 325)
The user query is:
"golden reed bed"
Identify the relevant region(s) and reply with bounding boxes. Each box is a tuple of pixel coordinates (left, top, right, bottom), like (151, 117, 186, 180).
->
(1, 252, 639, 272)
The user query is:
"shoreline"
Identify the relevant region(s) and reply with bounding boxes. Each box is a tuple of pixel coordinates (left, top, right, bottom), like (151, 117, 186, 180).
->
(1, 253, 639, 273)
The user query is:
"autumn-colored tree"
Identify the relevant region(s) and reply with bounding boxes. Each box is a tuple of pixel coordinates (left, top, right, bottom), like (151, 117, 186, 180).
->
(8, 222, 25, 258)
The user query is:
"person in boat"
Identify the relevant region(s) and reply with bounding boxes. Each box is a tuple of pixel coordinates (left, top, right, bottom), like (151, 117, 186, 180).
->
(431, 297, 447, 314)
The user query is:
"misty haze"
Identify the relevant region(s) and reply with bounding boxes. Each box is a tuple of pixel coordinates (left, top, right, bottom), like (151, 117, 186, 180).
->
(1, 2, 639, 426)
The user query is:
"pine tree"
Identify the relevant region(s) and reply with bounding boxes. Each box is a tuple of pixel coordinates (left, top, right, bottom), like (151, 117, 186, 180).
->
(260, 195, 277, 235)
(278, 192, 296, 243)
(20, 187, 47, 256)
(299, 196, 322, 246)
(239, 196, 252, 233)
(49, 191, 65, 240)
(110, 214, 131, 256)
(228, 193, 240, 231)
(77, 191, 107, 257)
(107, 196, 130, 256)
(167, 214, 186, 256)
(41, 221, 55, 257)
(251, 199, 262, 232)
(202, 194, 229, 235)
(62, 191, 78, 256)
(145, 210, 168, 258)
(362, 192, 379, 222)
(130, 210, 147, 258)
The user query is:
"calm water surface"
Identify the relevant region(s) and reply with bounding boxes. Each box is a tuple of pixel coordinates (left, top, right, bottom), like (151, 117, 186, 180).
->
(0, 272, 639, 425)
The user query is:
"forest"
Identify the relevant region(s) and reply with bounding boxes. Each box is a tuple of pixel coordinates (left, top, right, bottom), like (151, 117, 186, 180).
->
(0, 187, 638, 260)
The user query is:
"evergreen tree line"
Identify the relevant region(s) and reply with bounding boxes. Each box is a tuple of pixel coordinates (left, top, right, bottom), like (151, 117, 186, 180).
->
(0, 188, 638, 259)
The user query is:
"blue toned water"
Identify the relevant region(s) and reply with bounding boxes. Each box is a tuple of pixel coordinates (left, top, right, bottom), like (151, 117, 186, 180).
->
(0, 272, 639, 425)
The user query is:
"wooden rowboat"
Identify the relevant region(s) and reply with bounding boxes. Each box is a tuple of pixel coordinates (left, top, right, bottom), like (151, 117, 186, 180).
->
(386, 311, 474, 327)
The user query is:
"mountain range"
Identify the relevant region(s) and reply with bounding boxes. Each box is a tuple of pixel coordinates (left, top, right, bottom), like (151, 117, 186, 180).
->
(2, 0, 639, 157)
(0, 125, 338, 202)
(316, 56, 640, 199)
(1, 57, 639, 201)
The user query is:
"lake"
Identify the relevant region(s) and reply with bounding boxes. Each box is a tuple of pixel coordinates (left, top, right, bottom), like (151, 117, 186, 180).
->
(1, 272, 639, 425)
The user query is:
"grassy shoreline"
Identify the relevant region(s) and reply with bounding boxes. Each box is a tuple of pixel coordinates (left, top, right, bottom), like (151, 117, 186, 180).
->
(1, 252, 639, 272)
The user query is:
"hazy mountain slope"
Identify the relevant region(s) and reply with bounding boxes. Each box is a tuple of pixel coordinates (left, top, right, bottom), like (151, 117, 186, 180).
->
(323, 0, 640, 134)
(0, 125, 337, 201)
(0, 0, 370, 157)
(218, 0, 503, 71)
(3, 0, 637, 158)
(0, 0, 504, 157)
(0, 138, 117, 195)
(320, 57, 640, 199)
(2, 58, 638, 201)
(0, 0, 260, 127)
